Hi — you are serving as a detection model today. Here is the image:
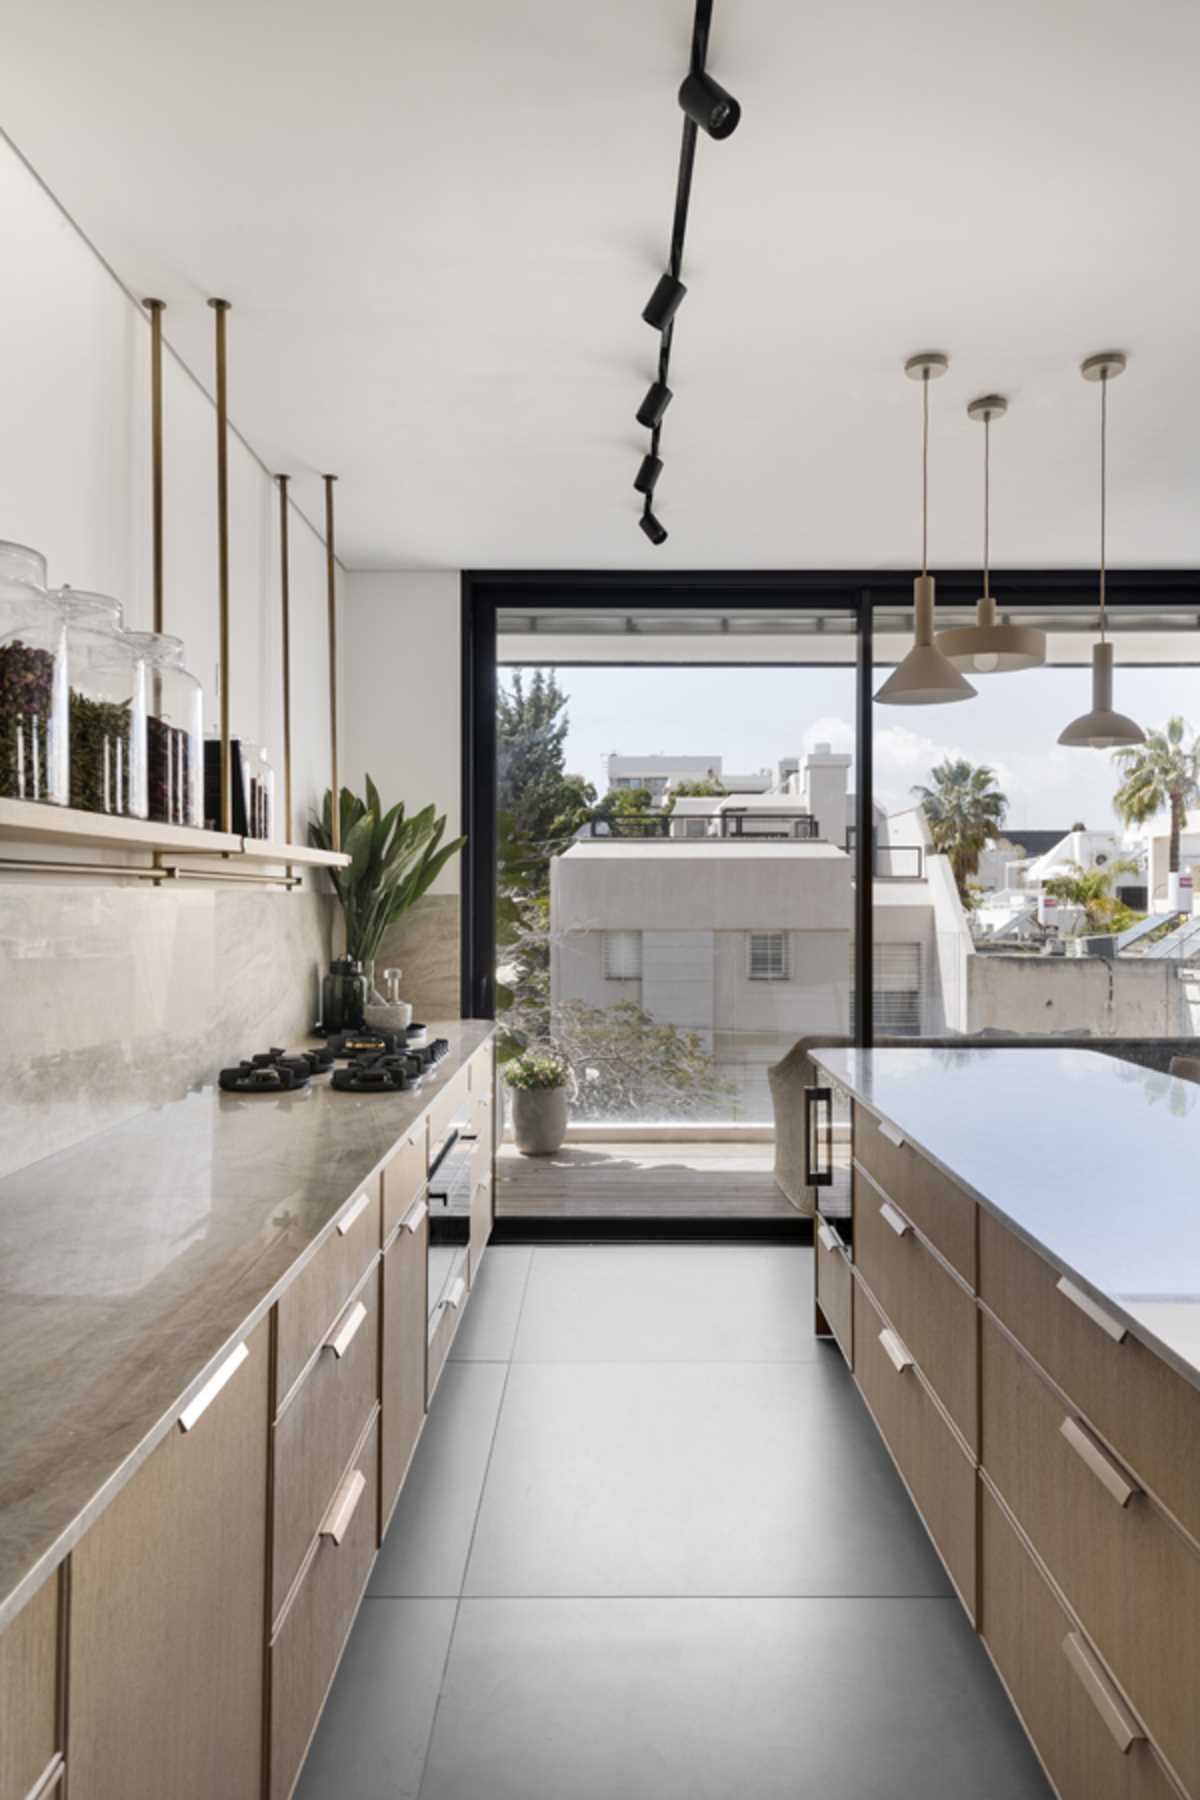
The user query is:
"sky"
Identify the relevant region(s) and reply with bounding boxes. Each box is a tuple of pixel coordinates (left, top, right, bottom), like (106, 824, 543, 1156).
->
(499, 662, 1200, 834)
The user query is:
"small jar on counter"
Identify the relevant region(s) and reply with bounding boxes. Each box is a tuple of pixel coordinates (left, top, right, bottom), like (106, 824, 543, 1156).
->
(0, 542, 68, 804)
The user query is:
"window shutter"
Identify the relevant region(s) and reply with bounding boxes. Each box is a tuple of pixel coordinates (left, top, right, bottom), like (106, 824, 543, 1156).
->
(748, 932, 788, 980)
(603, 931, 642, 979)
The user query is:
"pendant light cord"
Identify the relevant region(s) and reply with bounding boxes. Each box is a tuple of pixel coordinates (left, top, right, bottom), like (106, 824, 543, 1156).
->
(983, 412, 991, 602)
(921, 367, 929, 578)
(1099, 369, 1108, 642)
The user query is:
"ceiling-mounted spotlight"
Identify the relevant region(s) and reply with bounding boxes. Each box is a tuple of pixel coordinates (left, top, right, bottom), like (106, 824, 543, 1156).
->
(639, 509, 668, 546)
(876, 352, 976, 706)
(634, 453, 663, 496)
(937, 395, 1046, 674)
(1058, 353, 1144, 749)
(636, 380, 673, 429)
(642, 273, 687, 331)
(678, 69, 741, 139)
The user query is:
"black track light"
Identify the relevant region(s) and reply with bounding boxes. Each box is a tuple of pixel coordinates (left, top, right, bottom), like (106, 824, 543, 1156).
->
(636, 380, 673, 429)
(634, 453, 663, 496)
(639, 508, 668, 546)
(678, 70, 741, 139)
(642, 273, 687, 331)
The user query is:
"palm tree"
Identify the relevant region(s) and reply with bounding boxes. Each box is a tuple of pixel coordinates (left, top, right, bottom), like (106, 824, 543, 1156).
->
(1112, 717, 1200, 886)
(1042, 859, 1139, 935)
(912, 758, 1008, 896)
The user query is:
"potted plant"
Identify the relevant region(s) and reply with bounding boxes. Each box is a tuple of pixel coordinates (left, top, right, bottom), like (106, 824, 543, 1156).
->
(310, 778, 464, 1027)
(504, 1048, 573, 1156)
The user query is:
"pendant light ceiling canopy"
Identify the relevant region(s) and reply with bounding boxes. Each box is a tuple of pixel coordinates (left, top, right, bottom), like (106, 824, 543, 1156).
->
(876, 353, 976, 706)
(1058, 352, 1145, 750)
(937, 395, 1046, 675)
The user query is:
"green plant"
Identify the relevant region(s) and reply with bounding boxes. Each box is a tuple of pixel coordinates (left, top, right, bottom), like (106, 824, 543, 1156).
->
(912, 758, 1008, 897)
(503, 1048, 572, 1090)
(1042, 858, 1140, 934)
(309, 778, 465, 965)
(1113, 716, 1200, 881)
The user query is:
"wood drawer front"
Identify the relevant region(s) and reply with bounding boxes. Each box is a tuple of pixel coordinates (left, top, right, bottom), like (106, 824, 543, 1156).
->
(855, 1177, 976, 1450)
(382, 1127, 426, 1239)
(981, 1486, 1173, 1800)
(427, 1274, 465, 1402)
(273, 1267, 380, 1618)
(276, 1176, 381, 1401)
(0, 1568, 59, 1800)
(70, 1322, 269, 1800)
(853, 1280, 976, 1613)
(815, 1222, 853, 1363)
(381, 1210, 428, 1532)
(981, 1314, 1200, 1797)
(854, 1105, 975, 1284)
(427, 1066, 472, 1160)
(979, 1208, 1200, 1545)
(270, 1415, 379, 1800)
(470, 1168, 493, 1282)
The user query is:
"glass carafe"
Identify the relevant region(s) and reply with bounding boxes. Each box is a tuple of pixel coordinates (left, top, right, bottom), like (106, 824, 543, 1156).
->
(124, 631, 203, 827)
(58, 590, 148, 818)
(0, 542, 68, 804)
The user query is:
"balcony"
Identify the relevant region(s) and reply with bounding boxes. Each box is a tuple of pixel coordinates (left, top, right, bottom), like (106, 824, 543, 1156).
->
(588, 811, 821, 841)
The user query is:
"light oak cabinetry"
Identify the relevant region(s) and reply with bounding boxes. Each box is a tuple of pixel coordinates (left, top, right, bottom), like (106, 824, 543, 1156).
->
(381, 1199, 429, 1532)
(0, 1567, 60, 1800)
(814, 1219, 853, 1360)
(276, 1174, 382, 1400)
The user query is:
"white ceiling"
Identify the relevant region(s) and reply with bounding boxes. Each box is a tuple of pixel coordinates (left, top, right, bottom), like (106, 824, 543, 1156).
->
(4, 0, 1200, 572)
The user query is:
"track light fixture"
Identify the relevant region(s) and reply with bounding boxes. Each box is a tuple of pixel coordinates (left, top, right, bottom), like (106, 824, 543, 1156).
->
(642, 273, 687, 332)
(639, 509, 668, 546)
(634, 454, 663, 496)
(636, 381, 673, 430)
(678, 69, 741, 139)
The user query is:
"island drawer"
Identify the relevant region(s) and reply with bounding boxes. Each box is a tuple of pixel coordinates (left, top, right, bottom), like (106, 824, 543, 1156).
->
(855, 1171, 976, 1450)
(0, 1567, 59, 1800)
(981, 1313, 1200, 1798)
(382, 1125, 427, 1239)
(276, 1176, 382, 1402)
(980, 1486, 1172, 1800)
(428, 1065, 472, 1161)
(270, 1413, 379, 1800)
(853, 1105, 976, 1285)
(853, 1279, 976, 1614)
(272, 1265, 380, 1619)
(815, 1218, 853, 1362)
(979, 1208, 1200, 1545)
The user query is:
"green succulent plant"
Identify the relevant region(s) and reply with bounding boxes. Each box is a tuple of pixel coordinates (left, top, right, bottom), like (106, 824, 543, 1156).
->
(309, 777, 465, 965)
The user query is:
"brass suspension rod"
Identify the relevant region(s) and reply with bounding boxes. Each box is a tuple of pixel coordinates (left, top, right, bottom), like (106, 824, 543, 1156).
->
(277, 475, 294, 847)
(323, 474, 340, 851)
(208, 298, 232, 833)
(144, 299, 166, 634)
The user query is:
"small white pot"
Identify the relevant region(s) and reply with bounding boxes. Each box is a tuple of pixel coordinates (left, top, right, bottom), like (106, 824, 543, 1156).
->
(510, 1085, 569, 1156)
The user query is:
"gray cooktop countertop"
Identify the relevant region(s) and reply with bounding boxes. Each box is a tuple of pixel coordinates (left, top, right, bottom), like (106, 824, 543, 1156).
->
(0, 1019, 494, 1633)
(814, 1046, 1200, 1392)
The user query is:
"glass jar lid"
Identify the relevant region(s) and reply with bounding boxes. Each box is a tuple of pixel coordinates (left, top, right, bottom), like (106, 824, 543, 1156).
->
(0, 540, 49, 593)
(55, 588, 124, 632)
(123, 630, 185, 669)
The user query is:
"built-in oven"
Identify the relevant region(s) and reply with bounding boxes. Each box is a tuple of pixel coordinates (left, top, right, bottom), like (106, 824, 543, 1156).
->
(804, 1067, 853, 1256)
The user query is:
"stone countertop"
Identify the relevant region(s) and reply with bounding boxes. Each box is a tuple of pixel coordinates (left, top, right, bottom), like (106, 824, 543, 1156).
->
(813, 1046, 1200, 1393)
(0, 1019, 494, 1632)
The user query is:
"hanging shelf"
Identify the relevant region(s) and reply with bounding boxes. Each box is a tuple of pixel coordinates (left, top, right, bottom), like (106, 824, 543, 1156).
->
(0, 797, 349, 867)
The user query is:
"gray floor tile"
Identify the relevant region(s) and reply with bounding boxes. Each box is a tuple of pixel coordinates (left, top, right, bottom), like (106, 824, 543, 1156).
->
(512, 1244, 816, 1363)
(370, 1360, 507, 1597)
(450, 1246, 532, 1361)
(295, 1599, 455, 1800)
(464, 1356, 950, 1597)
(420, 1596, 1050, 1800)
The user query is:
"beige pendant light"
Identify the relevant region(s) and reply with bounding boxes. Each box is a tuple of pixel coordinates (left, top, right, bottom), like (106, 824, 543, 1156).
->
(1058, 353, 1144, 749)
(937, 395, 1046, 674)
(876, 353, 976, 706)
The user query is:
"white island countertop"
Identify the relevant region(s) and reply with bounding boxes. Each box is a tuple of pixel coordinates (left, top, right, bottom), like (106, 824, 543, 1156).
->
(813, 1046, 1200, 1393)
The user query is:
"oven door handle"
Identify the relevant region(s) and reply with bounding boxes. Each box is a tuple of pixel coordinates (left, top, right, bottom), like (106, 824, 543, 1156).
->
(804, 1085, 834, 1188)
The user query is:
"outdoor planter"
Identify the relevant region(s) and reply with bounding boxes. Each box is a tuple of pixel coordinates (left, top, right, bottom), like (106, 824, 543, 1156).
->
(510, 1084, 570, 1155)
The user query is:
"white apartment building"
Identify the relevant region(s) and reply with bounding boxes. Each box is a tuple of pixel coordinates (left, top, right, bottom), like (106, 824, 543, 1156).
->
(605, 753, 771, 806)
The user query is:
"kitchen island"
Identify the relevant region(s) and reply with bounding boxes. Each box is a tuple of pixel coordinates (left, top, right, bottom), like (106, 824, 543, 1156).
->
(811, 1046, 1200, 1800)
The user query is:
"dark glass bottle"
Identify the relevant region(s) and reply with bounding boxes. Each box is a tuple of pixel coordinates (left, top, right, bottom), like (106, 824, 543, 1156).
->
(322, 956, 367, 1032)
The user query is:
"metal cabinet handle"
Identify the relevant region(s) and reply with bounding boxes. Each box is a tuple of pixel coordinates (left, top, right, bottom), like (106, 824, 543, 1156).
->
(478, 1171, 492, 1192)
(1062, 1633, 1144, 1753)
(402, 1198, 428, 1235)
(879, 1328, 914, 1374)
(321, 1467, 367, 1546)
(879, 1201, 911, 1238)
(804, 1086, 834, 1188)
(337, 1189, 371, 1237)
(178, 1342, 249, 1433)
(1056, 1276, 1127, 1344)
(445, 1276, 467, 1311)
(326, 1299, 368, 1359)
(816, 1221, 841, 1253)
(878, 1119, 906, 1148)
(1060, 1416, 1138, 1508)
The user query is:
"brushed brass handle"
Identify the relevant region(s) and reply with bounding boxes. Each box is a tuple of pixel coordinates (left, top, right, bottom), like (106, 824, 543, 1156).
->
(1062, 1633, 1144, 1753)
(1060, 1416, 1138, 1508)
(879, 1327, 914, 1374)
(879, 1201, 911, 1238)
(1056, 1276, 1127, 1343)
(178, 1342, 249, 1433)
(445, 1276, 467, 1311)
(878, 1119, 906, 1148)
(321, 1467, 367, 1545)
(326, 1299, 368, 1359)
(337, 1189, 371, 1237)
(817, 1222, 841, 1253)
(402, 1198, 428, 1234)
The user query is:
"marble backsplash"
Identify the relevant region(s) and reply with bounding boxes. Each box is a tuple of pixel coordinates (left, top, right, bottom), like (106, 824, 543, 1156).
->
(0, 884, 335, 1179)
(374, 892, 461, 1021)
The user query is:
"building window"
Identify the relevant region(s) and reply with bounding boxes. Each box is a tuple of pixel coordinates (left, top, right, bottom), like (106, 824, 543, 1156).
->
(874, 942, 921, 1035)
(603, 930, 642, 979)
(748, 931, 789, 981)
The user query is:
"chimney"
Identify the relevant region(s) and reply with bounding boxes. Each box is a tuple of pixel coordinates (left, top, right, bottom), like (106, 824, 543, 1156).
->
(802, 743, 852, 840)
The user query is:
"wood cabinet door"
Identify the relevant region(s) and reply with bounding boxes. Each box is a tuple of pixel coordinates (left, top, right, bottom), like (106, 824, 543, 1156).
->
(381, 1204, 428, 1532)
(68, 1321, 270, 1800)
(0, 1568, 60, 1800)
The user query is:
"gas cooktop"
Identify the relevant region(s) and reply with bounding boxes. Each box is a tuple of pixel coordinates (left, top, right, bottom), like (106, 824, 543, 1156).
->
(218, 1029, 449, 1095)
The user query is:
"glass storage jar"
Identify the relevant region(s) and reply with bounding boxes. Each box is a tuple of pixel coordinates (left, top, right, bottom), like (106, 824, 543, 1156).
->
(0, 542, 68, 805)
(241, 740, 275, 839)
(58, 591, 148, 818)
(124, 631, 203, 827)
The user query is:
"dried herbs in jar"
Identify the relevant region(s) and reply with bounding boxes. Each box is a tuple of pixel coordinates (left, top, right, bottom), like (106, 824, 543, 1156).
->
(69, 689, 133, 815)
(0, 639, 55, 800)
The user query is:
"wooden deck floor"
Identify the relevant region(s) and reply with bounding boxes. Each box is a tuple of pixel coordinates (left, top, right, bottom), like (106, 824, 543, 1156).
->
(495, 1139, 804, 1221)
